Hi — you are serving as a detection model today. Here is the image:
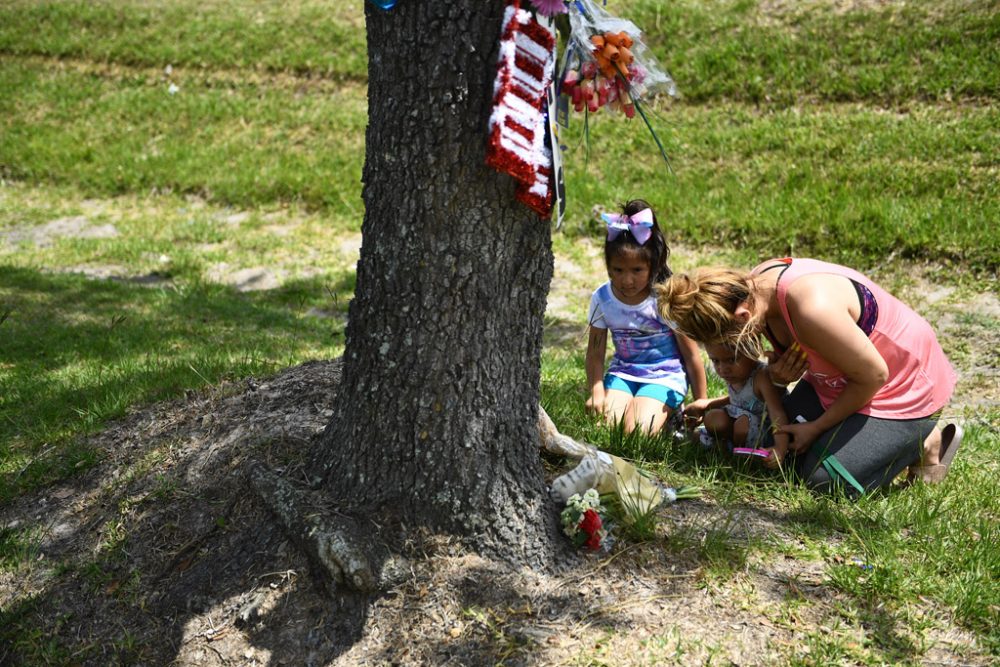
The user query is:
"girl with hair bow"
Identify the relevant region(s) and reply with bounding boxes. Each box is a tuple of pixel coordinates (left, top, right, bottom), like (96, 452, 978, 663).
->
(585, 199, 707, 434)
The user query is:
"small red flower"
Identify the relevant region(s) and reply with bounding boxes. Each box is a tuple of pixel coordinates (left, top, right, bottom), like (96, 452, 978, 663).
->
(585, 531, 602, 551)
(579, 508, 602, 537)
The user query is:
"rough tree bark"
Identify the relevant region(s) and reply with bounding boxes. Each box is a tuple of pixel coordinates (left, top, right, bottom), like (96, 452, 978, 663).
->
(305, 0, 560, 569)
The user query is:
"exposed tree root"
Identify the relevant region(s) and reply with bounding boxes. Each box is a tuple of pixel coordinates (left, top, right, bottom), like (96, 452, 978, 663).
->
(247, 461, 408, 593)
(248, 407, 584, 594)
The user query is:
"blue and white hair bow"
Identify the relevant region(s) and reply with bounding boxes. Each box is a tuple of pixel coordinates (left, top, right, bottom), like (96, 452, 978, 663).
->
(601, 208, 655, 245)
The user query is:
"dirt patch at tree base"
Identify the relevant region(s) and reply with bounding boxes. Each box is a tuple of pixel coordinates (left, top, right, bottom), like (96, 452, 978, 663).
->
(1, 359, 992, 666)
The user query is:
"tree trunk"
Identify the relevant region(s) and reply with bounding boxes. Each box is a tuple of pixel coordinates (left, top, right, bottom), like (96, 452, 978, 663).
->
(313, 0, 559, 566)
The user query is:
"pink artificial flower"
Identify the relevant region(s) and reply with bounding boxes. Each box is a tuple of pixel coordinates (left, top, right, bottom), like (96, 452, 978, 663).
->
(530, 0, 568, 17)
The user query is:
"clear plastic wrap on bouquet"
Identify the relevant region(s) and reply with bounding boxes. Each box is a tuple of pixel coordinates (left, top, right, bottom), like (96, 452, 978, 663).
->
(561, 0, 675, 116)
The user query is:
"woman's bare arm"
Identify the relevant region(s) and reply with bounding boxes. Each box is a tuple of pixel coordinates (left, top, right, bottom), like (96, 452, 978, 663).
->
(776, 274, 888, 449)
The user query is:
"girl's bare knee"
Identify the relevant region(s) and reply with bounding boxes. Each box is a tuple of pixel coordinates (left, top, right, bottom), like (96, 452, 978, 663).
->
(632, 399, 670, 435)
(605, 411, 627, 432)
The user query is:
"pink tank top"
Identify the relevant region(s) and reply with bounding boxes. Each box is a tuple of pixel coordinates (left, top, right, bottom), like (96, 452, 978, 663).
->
(759, 258, 956, 419)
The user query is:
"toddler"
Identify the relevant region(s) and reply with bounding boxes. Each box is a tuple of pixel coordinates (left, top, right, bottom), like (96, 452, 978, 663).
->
(685, 341, 790, 468)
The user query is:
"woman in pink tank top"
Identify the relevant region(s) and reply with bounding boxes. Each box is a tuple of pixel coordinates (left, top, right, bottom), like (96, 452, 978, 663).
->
(655, 258, 960, 496)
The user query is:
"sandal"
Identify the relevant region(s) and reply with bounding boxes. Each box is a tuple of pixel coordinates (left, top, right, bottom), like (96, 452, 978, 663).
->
(907, 423, 964, 484)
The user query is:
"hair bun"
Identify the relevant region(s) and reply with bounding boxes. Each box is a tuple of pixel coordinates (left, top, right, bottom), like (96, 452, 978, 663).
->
(654, 266, 755, 347)
(655, 273, 697, 323)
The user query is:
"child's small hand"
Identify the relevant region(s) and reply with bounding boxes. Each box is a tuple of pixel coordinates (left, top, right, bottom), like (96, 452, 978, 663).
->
(585, 394, 605, 416)
(684, 398, 711, 420)
(764, 434, 790, 470)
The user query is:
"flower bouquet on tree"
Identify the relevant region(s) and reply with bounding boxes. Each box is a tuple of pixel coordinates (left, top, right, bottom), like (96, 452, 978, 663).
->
(560, 488, 609, 551)
(555, 0, 676, 163)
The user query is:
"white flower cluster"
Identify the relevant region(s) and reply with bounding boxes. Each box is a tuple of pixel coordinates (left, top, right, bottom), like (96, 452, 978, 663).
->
(567, 488, 601, 511)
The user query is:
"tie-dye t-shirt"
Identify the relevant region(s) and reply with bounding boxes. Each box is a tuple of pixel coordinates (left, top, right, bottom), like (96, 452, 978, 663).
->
(587, 282, 687, 395)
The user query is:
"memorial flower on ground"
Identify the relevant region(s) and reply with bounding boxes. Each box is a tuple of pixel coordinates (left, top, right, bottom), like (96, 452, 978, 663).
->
(560, 488, 608, 551)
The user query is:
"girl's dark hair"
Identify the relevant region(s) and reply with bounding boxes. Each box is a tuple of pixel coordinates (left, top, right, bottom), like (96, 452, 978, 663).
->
(604, 198, 672, 283)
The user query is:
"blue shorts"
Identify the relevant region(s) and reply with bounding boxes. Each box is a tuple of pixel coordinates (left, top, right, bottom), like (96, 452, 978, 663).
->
(604, 374, 685, 409)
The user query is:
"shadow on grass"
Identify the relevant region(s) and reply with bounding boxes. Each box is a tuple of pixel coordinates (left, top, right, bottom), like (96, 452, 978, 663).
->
(0, 360, 361, 665)
(542, 313, 586, 350)
(0, 264, 354, 501)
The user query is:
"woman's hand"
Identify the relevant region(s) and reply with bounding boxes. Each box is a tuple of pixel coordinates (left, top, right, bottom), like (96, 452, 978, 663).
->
(766, 342, 808, 387)
(777, 420, 824, 454)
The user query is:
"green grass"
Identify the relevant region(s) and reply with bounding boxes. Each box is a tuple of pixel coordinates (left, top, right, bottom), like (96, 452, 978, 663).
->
(0, 181, 363, 279)
(560, 102, 999, 273)
(0, 59, 367, 215)
(1, 68, 995, 272)
(0, 0, 367, 79)
(542, 352, 1000, 660)
(1, 0, 998, 662)
(0, 262, 350, 503)
(2, 1, 995, 104)
(637, 0, 1000, 105)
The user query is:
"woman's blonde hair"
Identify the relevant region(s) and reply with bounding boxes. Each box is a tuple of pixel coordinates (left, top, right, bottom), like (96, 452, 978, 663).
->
(655, 267, 764, 359)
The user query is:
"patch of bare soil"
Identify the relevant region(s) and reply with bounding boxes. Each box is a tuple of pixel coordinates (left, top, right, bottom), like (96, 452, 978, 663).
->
(0, 215, 119, 247)
(1, 346, 994, 665)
